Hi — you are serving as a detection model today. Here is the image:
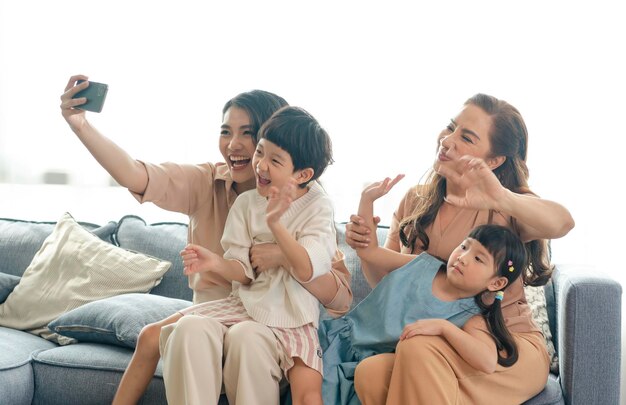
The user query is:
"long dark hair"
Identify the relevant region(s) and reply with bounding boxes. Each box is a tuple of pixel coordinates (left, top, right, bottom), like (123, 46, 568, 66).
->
(222, 90, 289, 143)
(399, 93, 552, 287)
(469, 224, 528, 367)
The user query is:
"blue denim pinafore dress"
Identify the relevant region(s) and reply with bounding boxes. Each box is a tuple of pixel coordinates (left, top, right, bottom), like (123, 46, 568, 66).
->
(319, 253, 479, 405)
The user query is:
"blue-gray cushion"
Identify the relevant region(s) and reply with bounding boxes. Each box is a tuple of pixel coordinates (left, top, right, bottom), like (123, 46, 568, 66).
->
(0, 217, 117, 278)
(114, 215, 191, 301)
(0, 327, 58, 405)
(48, 293, 191, 348)
(0, 273, 20, 303)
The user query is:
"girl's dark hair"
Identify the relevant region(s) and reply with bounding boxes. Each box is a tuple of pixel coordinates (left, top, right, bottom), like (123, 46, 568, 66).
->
(399, 93, 552, 287)
(222, 90, 289, 143)
(469, 224, 528, 367)
(258, 106, 334, 188)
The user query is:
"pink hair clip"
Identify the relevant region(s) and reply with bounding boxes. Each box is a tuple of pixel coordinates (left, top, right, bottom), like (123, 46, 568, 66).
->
(507, 260, 514, 273)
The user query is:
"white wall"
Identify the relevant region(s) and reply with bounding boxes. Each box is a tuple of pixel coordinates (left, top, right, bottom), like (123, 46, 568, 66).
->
(1, 0, 625, 401)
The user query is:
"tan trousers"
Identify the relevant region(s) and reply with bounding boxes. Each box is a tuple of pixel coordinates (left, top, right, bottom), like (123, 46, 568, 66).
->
(160, 315, 285, 405)
(354, 332, 549, 405)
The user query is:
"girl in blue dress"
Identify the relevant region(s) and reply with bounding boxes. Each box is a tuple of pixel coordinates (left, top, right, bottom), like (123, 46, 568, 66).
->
(320, 176, 528, 405)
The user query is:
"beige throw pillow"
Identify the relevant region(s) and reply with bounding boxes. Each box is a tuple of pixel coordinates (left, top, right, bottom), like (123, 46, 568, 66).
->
(0, 212, 171, 343)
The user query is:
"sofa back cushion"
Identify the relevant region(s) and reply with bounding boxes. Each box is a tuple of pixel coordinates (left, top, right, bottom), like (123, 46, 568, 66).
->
(113, 215, 192, 301)
(0, 217, 117, 278)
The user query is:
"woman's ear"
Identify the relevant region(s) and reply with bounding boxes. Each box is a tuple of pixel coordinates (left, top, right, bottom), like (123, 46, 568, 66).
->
(487, 155, 506, 170)
(294, 168, 314, 185)
(487, 276, 509, 292)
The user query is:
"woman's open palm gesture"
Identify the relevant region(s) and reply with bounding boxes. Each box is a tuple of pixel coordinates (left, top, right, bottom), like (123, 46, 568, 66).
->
(435, 156, 507, 211)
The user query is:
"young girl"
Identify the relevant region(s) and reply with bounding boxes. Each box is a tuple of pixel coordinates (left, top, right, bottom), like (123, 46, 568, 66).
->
(319, 177, 528, 405)
(348, 94, 573, 404)
(59, 77, 352, 404)
(165, 106, 335, 405)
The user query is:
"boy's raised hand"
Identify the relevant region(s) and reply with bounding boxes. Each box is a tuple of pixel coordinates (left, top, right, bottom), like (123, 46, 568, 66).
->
(361, 174, 405, 203)
(180, 243, 221, 275)
(266, 178, 297, 226)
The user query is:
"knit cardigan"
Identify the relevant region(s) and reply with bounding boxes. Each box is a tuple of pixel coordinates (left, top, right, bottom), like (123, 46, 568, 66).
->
(222, 182, 337, 328)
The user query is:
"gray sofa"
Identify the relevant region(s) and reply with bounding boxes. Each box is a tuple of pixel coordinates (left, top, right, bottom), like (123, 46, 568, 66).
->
(0, 214, 621, 405)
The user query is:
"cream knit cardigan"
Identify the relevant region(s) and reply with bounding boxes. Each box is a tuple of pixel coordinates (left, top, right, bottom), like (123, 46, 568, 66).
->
(222, 182, 337, 328)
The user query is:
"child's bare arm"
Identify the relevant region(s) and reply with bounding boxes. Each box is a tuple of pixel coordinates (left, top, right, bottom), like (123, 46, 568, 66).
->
(400, 316, 498, 374)
(356, 175, 416, 285)
(180, 244, 251, 285)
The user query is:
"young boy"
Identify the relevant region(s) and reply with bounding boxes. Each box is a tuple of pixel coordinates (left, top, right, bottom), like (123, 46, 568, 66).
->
(162, 106, 336, 405)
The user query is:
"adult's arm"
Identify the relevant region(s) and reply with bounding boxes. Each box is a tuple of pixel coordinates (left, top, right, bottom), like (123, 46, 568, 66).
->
(436, 156, 575, 242)
(496, 190, 574, 242)
(60, 75, 148, 194)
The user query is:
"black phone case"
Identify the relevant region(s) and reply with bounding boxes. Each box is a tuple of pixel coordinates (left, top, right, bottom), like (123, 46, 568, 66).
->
(73, 80, 108, 113)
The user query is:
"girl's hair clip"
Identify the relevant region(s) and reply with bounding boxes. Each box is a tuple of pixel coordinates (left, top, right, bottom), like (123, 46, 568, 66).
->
(507, 260, 515, 273)
(495, 291, 504, 301)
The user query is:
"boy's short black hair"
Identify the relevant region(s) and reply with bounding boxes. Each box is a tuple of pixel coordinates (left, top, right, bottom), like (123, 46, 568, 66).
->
(258, 106, 333, 187)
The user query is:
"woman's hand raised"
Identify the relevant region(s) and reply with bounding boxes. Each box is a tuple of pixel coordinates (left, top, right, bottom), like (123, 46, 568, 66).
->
(60, 75, 90, 131)
(435, 156, 507, 211)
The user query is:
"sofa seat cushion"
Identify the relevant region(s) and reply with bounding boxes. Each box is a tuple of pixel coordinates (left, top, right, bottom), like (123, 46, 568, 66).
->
(0, 327, 57, 405)
(31, 343, 166, 405)
(523, 374, 563, 405)
(0, 327, 58, 369)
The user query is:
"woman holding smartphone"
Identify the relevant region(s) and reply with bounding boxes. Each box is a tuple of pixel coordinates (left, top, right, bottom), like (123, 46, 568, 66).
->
(60, 75, 353, 404)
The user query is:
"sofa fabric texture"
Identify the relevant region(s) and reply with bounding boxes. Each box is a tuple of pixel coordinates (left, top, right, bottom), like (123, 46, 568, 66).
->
(0, 214, 621, 405)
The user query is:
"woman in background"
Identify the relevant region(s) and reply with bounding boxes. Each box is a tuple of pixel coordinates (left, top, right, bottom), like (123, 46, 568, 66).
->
(346, 93, 574, 404)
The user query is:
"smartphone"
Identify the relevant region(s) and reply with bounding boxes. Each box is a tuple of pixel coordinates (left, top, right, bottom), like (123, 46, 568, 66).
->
(72, 80, 108, 113)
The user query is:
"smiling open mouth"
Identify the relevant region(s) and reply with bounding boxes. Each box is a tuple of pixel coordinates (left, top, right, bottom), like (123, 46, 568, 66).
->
(257, 175, 271, 186)
(230, 156, 251, 169)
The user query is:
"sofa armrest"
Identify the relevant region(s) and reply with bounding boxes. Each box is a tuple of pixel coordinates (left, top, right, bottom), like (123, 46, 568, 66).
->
(552, 264, 622, 405)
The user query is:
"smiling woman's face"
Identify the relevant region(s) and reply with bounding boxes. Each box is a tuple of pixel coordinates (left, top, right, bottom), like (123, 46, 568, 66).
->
(219, 106, 257, 188)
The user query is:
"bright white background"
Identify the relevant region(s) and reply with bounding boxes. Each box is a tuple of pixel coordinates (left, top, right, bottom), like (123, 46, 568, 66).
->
(1, 0, 625, 400)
